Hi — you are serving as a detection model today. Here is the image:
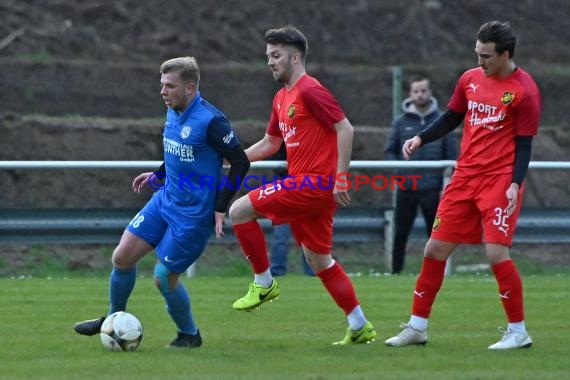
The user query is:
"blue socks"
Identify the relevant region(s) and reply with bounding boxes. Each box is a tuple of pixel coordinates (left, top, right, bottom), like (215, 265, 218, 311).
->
(164, 283, 197, 335)
(109, 266, 136, 314)
(109, 265, 196, 335)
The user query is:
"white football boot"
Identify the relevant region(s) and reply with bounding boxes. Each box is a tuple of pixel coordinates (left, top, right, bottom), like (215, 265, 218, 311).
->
(488, 327, 532, 350)
(385, 323, 428, 347)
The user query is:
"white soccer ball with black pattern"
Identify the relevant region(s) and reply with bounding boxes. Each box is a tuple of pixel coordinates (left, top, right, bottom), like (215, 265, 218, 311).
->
(99, 311, 143, 352)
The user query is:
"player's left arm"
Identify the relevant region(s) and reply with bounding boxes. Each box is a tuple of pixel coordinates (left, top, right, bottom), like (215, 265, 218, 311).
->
(442, 121, 459, 160)
(207, 116, 250, 238)
(334, 118, 353, 207)
(505, 136, 533, 216)
(505, 88, 541, 216)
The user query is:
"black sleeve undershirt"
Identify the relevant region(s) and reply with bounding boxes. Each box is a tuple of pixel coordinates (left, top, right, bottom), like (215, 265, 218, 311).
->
(214, 145, 250, 213)
(417, 109, 533, 186)
(417, 109, 466, 145)
(204, 116, 251, 213)
(154, 162, 165, 176)
(512, 136, 533, 186)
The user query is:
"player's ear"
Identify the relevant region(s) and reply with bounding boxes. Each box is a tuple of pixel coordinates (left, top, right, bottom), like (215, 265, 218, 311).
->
(185, 82, 196, 96)
(291, 51, 301, 64)
(499, 49, 510, 61)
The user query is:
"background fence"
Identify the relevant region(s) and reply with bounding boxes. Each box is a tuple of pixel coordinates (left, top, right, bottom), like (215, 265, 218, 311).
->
(1, 160, 569, 276)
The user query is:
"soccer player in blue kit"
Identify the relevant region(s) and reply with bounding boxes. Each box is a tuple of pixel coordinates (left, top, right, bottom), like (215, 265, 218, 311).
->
(73, 57, 250, 348)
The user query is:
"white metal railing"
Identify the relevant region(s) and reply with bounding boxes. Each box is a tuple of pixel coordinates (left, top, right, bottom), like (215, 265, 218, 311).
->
(2, 160, 568, 276)
(1, 160, 570, 170)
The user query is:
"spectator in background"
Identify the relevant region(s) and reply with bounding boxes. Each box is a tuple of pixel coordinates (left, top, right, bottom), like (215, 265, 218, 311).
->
(269, 143, 314, 277)
(384, 76, 458, 274)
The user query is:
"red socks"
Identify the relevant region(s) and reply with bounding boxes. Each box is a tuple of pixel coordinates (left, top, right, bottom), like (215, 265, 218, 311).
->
(233, 220, 360, 316)
(410, 257, 525, 323)
(233, 221, 269, 274)
(408, 256, 524, 324)
(412, 257, 446, 318)
(492, 259, 524, 322)
(317, 261, 359, 315)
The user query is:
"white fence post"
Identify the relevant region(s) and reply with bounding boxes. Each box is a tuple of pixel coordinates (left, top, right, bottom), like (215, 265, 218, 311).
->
(384, 209, 394, 273)
(443, 166, 453, 276)
(186, 262, 197, 278)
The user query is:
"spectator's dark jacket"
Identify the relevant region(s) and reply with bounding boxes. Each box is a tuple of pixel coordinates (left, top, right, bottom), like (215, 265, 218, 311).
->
(384, 97, 458, 191)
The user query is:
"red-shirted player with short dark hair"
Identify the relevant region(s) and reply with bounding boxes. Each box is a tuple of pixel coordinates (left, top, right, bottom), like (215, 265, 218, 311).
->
(228, 25, 376, 345)
(385, 21, 541, 350)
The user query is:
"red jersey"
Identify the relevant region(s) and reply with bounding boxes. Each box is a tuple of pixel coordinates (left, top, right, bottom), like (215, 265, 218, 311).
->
(266, 74, 345, 177)
(447, 67, 541, 177)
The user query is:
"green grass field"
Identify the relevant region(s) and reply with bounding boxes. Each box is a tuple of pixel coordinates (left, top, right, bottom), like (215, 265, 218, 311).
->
(0, 274, 568, 380)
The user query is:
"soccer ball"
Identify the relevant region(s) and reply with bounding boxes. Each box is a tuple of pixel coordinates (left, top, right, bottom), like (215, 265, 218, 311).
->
(99, 311, 143, 352)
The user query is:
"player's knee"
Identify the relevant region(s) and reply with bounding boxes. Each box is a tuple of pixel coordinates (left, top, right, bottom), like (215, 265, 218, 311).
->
(424, 239, 454, 261)
(229, 196, 257, 224)
(485, 243, 510, 264)
(153, 262, 170, 295)
(304, 250, 330, 273)
(424, 243, 439, 259)
(228, 200, 240, 221)
(112, 248, 131, 270)
(228, 198, 246, 223)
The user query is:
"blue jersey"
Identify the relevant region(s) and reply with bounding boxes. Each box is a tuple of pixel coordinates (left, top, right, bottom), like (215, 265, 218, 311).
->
(127, 92, 241, 272)
(161, 91, 240, 221)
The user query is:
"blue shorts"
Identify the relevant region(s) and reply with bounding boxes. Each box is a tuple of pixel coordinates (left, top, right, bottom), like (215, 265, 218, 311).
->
(126, 192, 214, 273)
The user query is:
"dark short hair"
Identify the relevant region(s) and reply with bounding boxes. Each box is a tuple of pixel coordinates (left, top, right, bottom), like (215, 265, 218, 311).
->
(407, 76, 431, 90)
(477, 21, 517, 58)
(264, 25, 308, 58)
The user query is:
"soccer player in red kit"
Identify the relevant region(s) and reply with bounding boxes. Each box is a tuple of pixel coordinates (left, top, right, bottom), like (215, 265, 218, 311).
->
(385, 21, 541, 350)
(228, 25, 376, 345)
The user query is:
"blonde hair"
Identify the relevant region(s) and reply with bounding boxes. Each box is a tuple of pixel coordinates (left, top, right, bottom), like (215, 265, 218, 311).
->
(160, 57, 200, 87)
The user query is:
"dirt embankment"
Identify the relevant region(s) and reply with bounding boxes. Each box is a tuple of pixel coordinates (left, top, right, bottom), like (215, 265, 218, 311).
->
(1, 114, 568, 209)
(1, 1, 570, 126)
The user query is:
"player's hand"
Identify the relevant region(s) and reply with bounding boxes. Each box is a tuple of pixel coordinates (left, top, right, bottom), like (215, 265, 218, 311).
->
(132, 172, 153, 193)
(333, 187, 351, 207)
(505, 183, 519, 216)
(402, 136, 422, 160)
(214, 211, 226, 239)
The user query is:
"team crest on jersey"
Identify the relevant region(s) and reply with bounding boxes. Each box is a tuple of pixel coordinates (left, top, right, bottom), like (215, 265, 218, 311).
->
(180, 126, 192, 139)
(501, 92, 514, 105)
(287, 104, 295, 119)
(432, 216, 441, 231)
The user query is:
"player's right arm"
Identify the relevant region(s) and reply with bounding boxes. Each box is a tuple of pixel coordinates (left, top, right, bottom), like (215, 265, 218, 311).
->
(403, 110, 465, 160)
(402, 136, 422, 160)
(245, 133, 283, 162)
(132, 162, 165, 193)
(404, 73, 468, 160)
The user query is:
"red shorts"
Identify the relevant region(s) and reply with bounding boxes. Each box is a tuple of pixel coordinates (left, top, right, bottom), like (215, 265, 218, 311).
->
(431, 173, 524, 247)
(249, 175, 336, 254)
